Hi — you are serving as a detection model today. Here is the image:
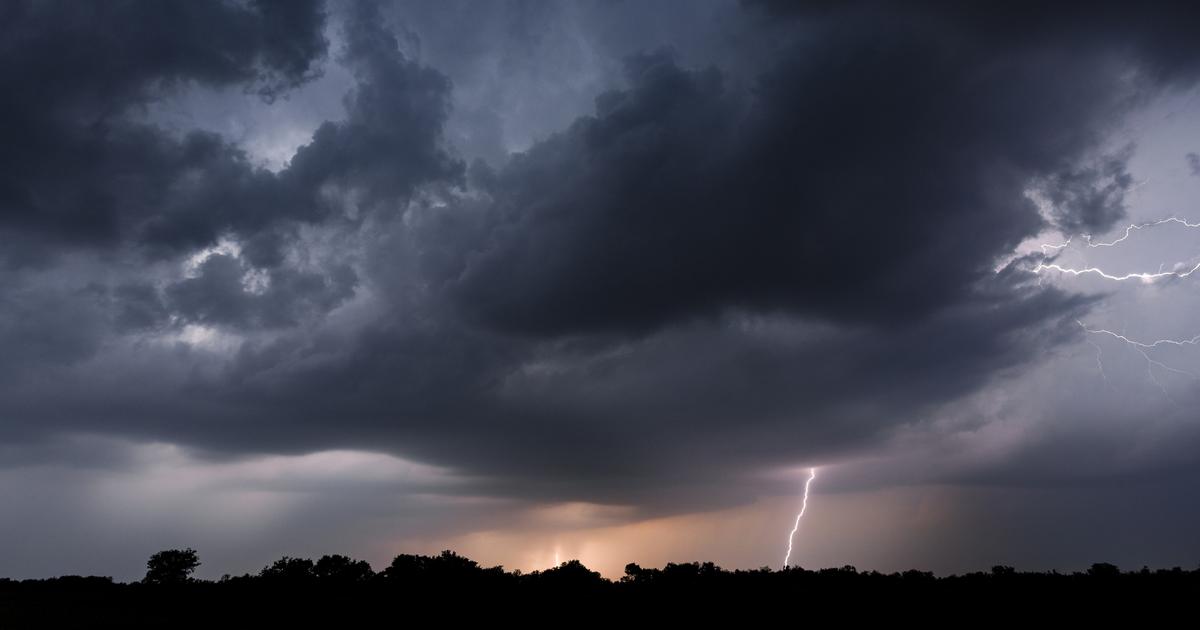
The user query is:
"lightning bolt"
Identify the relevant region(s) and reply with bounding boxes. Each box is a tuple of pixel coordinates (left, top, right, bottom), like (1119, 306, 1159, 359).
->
(1032, 261, 1200, 283)
(1077, 320, 1200, 401)
(1040, 216, 1200, 253)
(1084, 337, 1115, 392)
(782, 467, 817, 569)
(1078, 321, 1200, 350)
(1032, 216, 1200, 282)
(1031, 215, 1200, 397)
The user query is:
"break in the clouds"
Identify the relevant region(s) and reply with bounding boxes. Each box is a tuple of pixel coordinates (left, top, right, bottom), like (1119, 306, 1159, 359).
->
(3, 0, 1200, 580)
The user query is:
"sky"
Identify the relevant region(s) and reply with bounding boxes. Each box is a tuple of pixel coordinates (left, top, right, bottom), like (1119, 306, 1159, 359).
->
(3, 0, 1200, 581)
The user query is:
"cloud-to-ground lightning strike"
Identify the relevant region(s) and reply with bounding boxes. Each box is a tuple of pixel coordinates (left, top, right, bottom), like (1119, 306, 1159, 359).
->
(782, 467, 817, 569)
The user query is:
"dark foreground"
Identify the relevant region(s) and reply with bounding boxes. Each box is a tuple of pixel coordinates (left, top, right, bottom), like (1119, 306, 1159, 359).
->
(3, 551, 1198, 626)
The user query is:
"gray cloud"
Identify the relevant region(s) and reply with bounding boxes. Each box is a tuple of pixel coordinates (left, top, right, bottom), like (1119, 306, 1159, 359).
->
(445, 22, 1146, 337)
(0, 0, 329, 265)
(4, 0, 1200, 578)
(1036, 146, 1137, 235)
(165, 254, 356, 330)
(6, 0, 1200, 488)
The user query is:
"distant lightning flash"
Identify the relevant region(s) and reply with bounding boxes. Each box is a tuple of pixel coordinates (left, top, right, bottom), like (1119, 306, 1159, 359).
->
(1032, 260, 1200, 282)
(1040, 216, 1200, 253)
(1077, 321, 1200, 401)
(1033, 216, 1200, 283)
(782, 467, 817, 569)
(1085, 337, 1115, 392)
(1079, 321, 1200, 350)
(1032, 215, 1200, 397)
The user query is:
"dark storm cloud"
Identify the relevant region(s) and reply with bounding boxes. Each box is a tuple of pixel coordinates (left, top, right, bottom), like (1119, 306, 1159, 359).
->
(165, 254, 356, 330)
(445, 14, 1149, 337)
(270, 1, 1200, 502)
(0, 283, 107, 378)
(0, 0, 463, 411)
(384, 0, 747, 166)
(111, 283, 170, 333)
(6, 0, 1200, 521)
(330, 269, 1091, 503)
(1034, 146, 1137, 236)
(1187, 152, 1200, 176)
(9, 262, 1089, 512)
(0, 0, 461, 269)
(0, 0, 329, 264)
(1, 0, 327, 103)
(284, 1, 464, 211)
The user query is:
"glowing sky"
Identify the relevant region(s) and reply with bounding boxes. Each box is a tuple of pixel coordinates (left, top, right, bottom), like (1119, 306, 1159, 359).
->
(4, 1, 1200, 581)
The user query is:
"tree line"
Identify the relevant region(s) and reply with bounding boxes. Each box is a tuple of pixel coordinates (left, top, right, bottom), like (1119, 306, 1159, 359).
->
(2, 549, 1198, 624)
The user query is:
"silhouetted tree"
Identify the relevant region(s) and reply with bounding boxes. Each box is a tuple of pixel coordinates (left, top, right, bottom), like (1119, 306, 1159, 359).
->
(622, 563, 646, 584)
(143, 548, 200, 584)
(901, 569, 935, 582)
(428, 549, 480, 578)
(314, 554, 374, 583)
(1087, 563, 1121, 578)
(380, 550, 511, 590)
(533, 559, 605, 589)
(381, 553, 428, 582)
(260, 556, 316, 582)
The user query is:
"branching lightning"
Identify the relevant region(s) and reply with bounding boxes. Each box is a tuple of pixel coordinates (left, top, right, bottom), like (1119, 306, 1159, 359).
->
(1040, 216, 1200, 253)
(1032, 260, 1200, 283)
(1077, 320, 1200, 403)
(1084, 337, 1115, 392)
(1078, 321, 1200, 350)
(782, 467, 817, 569)
(1033, 216, 1200, 283)
(1031, 215, 1200, 398)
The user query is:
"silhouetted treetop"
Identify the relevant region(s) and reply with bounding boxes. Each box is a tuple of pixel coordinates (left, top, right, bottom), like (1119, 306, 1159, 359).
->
(260, 556, 316, 582)
(314, 554, 374, 583)
(1088, 562, 1121, 578)
(381, 549, 507, 585)
(527, 559, 606, 589)
(143, 548, 200, 585)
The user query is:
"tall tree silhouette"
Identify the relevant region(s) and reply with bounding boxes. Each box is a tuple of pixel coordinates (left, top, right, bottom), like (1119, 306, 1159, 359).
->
(143, 548, 200, 584)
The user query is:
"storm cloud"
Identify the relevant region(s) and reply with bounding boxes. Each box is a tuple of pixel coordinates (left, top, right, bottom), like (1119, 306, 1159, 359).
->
(4, 0, 1200, 579)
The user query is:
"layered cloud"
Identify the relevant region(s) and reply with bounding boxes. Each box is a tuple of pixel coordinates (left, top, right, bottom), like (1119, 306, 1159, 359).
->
(4, 0, 1200, 577)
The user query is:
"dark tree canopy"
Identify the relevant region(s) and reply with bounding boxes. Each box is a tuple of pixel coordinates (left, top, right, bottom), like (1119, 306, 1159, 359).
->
(313, 554, 375, 583)
(143, 548, 200, 585)
(5, 549, 1199, 626)
(259, 556, 315, 582)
